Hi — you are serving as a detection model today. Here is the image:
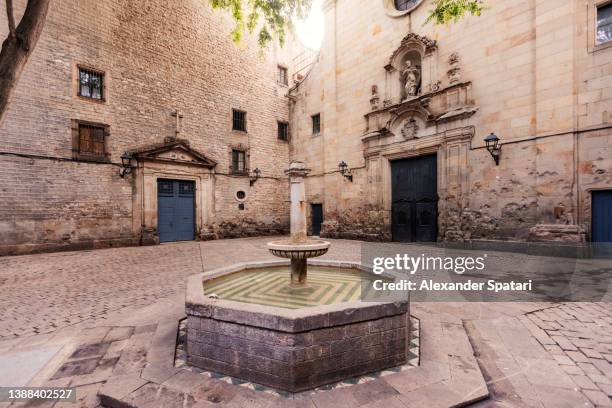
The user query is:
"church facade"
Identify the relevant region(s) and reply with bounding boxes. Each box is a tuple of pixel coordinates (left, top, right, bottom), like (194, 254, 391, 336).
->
(1, 0, 611, 255)
(290, 0, 612, 244)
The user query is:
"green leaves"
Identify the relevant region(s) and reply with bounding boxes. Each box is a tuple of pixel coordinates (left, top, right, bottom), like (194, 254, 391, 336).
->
(210, 0, 312, 49)
(424, 0, 485, 25)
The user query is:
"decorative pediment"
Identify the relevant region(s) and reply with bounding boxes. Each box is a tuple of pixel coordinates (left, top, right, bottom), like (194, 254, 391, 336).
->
(127, 138, 216, 168)
(387, 33, 437, 71)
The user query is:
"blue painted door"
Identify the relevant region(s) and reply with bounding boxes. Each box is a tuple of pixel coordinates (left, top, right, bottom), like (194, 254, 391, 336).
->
(592, 190, 612, 243)
(157, 179, 195, 243)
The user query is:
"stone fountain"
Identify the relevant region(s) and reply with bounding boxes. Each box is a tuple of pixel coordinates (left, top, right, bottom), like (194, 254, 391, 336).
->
(185, 162, 409, 393)
(267, 161, 330, 285)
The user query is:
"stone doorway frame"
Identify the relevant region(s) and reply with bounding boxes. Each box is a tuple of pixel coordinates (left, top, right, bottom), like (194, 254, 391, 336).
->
(127, 139, 216, 245)
(133, 162, 215, 245)
(364, 126, 474, 241)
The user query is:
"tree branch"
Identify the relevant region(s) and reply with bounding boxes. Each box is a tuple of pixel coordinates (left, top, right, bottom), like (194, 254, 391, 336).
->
(0, 0, 51, 125)
(6, 0, 16, 38)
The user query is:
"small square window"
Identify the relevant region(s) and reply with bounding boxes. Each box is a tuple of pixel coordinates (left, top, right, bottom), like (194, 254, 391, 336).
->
(78, 67, 104, 100)
(231, 149, 247, 174)
(232, 109, 247, 132)
(312, 114, 321, 135)
(277, 65, 288, 85)
(74, 122, 108, 160)
(597, 3, 612, 45)
(277, 121, 289, 141)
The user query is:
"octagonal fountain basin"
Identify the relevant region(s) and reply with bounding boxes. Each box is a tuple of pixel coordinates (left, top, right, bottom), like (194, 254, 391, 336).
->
(185, 260, 409, 393)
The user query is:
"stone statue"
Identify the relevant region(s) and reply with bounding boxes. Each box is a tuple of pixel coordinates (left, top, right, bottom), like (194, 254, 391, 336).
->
(447, 53, 461, 85)
(369, 85, 380, 111)
(402, 60, 420, 98)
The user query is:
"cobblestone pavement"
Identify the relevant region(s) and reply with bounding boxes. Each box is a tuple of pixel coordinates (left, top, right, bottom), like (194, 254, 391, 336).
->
(0, 238, 358, 339)
(524, 303, 612, 406)
(1, 239, 612, 406)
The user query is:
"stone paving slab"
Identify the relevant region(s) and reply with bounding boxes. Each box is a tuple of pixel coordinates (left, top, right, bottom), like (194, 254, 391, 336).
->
(96, 308, 488, 408)
(0, 346, 62, 387)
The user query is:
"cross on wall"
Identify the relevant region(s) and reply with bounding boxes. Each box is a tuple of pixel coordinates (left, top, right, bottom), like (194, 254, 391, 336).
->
(171, 109, 183, 137)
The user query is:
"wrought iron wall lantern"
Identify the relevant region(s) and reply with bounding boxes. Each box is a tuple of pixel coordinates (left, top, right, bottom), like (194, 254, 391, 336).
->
(119, 153, 134, 178)
(250, 167, 261, 186)
(484, 133, 501, 166)
(338, 161, 353, 182)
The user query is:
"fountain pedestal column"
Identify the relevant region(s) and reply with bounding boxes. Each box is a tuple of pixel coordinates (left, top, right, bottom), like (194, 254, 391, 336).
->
(267, 161, 330, 286)
(291, 257, 307, 285)
(288, 162, 310, 286)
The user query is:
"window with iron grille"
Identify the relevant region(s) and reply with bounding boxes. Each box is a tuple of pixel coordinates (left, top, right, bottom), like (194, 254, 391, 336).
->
(77, 123, 107, 158)
(232, 109, 247, 132)
(277, 65, 288, 85)
(78, 67, 104, 100)
(394, 0, 417, 11)
(312, 114, 321, 135)
(231, 149, 247, 174)
(597, 3, 612, 45)
(278, 121, 289, 141)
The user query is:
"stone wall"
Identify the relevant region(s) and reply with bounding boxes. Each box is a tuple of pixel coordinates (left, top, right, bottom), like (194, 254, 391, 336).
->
(290, 0, 612, 243)
(186, 312, 407, 392)
(0, 0, 301, 254)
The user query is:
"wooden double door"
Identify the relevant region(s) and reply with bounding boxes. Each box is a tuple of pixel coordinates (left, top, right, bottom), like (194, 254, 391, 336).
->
(391, 155, 438, 242)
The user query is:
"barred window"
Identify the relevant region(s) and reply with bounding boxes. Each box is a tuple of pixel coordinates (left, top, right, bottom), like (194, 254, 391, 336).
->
(312, 114, 321, 135)
(78, 123, 106, 157)
(231, 150, 246, 174)
(597, 3, 612, 45)
(232, 109, 247, 132)
(394, 0, 417, 11)
(78, 67, 104, 100)
(277, 65, 288, 85)
(277, 121, 289, 141)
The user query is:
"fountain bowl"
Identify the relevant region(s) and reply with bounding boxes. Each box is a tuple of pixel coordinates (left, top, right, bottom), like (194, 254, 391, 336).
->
(185, 259, 409, 393)
(267, 238, 331, 259)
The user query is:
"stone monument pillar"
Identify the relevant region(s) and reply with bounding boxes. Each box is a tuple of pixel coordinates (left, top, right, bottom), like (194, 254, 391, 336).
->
(288, 161, 310, 243)
(267, 161, 330, 286)
(287, 161, 310, 284)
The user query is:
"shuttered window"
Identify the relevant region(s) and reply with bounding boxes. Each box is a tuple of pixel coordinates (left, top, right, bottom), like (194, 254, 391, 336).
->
(78, 123, 106, 157)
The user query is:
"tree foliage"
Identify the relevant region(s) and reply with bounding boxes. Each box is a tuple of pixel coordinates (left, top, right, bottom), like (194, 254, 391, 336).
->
(424, 0, 485, 25)
(209, 0, 312, 48)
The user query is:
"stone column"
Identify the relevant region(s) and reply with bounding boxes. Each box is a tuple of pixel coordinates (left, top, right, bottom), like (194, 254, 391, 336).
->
(287, 161, 310, 243)
(286, 161, 310, 285)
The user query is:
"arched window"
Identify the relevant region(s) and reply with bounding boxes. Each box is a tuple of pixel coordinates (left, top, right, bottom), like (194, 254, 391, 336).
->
(394, 0, 417, 11)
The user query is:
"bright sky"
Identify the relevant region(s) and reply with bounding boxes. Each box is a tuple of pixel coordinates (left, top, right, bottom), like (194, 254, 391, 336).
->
(295, 0, 325, 50)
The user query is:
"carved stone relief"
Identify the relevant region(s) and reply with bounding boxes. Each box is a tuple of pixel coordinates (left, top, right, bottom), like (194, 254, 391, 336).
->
(401, 118, 419, 139)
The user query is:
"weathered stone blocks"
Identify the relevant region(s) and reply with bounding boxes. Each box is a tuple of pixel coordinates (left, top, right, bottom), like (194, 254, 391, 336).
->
(185, 261, 409, 392)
